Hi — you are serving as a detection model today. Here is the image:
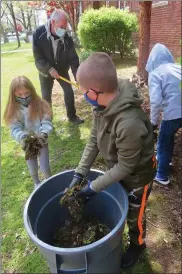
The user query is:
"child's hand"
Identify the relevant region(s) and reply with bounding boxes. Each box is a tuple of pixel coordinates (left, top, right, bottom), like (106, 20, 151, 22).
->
(20, 136, 28, 150)
(152, 124, 158, 142)
(39, 132, 48, 145)
(76, 181, 97, 200)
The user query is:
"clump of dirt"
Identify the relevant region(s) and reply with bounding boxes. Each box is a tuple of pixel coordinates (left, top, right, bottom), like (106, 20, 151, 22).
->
(24, 132, 46, 160)
(52, 183, 111, 248)
(53, 216, 110, 248)
(60, 184, 85, 220)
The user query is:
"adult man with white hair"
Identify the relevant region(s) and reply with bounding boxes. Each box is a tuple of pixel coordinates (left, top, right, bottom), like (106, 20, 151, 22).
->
(33, 9, 84, 125)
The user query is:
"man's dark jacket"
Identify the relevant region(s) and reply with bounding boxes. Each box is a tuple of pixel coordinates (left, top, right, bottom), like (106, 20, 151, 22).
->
(32, 24, 79, 79)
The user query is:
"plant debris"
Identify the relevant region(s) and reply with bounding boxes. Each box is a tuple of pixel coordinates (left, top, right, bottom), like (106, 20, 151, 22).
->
(60, 184, 85, 220)
(52, 183, 111, 248)
(24, 132, 46, 160)
(53, 216, 110, 248)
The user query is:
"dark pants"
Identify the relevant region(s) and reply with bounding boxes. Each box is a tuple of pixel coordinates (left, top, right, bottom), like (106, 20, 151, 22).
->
(157, 118, 182, 179)
(39, 73, 76, 119)
(125, 182, 153, 246)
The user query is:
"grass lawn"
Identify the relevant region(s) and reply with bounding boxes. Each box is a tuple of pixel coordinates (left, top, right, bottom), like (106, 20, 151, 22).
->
(1, 42, 32, 52)
(1, 51, 181, 273)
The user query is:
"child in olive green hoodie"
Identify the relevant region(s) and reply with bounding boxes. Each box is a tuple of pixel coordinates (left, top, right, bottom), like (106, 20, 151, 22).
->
(69, 52, 156, 267)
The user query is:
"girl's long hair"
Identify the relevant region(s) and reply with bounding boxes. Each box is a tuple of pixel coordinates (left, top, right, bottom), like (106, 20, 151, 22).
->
(4, 76, 52, 125)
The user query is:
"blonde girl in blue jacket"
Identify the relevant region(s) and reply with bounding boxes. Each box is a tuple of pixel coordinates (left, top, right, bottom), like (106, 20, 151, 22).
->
(4, 76, 53, 188)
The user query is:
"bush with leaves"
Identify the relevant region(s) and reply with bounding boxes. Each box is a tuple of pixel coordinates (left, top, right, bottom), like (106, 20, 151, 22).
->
(78, 7, 138, 58)
(78, 49, 93, 62)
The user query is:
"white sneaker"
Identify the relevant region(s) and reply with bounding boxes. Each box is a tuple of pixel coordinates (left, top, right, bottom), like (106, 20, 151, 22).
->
(154, 177, 170, 185)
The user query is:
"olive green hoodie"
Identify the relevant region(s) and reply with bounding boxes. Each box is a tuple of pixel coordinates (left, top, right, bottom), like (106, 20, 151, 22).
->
(76, 79, 155, 192)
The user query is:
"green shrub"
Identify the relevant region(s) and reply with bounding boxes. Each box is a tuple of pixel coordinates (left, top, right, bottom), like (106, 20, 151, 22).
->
(78, 49, 93, 62)
(78, 7, 138, 58)
(176, 57, 181, 65)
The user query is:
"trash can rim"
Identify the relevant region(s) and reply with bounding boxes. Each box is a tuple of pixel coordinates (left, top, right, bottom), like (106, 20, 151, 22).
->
(24, 169, 128, 254)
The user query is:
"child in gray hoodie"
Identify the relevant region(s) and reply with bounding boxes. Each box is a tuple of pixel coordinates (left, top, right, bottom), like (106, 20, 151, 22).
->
(4, 76, 53, 188)
(146, 43, 182, 185)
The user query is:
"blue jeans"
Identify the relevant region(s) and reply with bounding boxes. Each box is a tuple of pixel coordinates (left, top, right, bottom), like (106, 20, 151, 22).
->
(157, 118, 182, 179)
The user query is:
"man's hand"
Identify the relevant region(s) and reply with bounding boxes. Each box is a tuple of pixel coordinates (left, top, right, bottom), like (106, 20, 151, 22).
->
(69, 172, 86, 188)
(20, 136, 28, 150)
(76, 181, 97, 200)
(152, 124, 158, 142)
(49, 68, 59, 79)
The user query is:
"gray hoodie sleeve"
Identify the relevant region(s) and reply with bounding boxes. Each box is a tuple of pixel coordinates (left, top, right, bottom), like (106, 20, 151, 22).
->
(148, 73, 162, 125)
(39, 115, 53, 136)
(75, 118, 99, 176)
(91, 118, 148, 192)
(10, 120, 28, 143)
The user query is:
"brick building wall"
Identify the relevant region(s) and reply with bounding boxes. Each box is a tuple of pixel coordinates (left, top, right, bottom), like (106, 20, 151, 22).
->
(129, 1, 181, 58)
(150, 1, 181, 57)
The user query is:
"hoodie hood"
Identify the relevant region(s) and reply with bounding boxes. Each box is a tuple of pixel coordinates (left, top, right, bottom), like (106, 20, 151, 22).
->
(146, 43, 174, 73)
(99, 79, 143, 118)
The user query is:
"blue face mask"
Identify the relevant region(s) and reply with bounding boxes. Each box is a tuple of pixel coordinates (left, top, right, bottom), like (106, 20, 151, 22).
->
(55, 27, 66, 38)
(84, 93, 100, 106)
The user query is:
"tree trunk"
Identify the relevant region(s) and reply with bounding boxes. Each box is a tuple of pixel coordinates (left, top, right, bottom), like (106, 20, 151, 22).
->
(27, 13, 32, 31)
(93, 1, 105, 9)
(9, 2, 21, 47)
(137, 1, 152, 80)
(70, 3, 76, 33)
(0, 24, 9, 43)
(21, 9, 27, 29)
(34, 11, 37, 28)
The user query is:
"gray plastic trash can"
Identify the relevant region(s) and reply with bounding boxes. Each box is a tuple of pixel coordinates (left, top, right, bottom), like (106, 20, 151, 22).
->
(24, 169, 128, 274)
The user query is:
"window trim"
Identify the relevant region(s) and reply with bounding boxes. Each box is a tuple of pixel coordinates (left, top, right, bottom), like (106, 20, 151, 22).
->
(152, 1, 168, 8)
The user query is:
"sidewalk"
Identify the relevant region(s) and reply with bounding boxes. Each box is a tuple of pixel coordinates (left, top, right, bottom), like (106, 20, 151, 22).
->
(1, 49, 32, 54)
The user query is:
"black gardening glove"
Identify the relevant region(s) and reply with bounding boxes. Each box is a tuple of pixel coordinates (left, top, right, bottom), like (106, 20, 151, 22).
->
(76, 181, 97, 200)
(69, 172, 86, 188)
(152, 124, 158, 142)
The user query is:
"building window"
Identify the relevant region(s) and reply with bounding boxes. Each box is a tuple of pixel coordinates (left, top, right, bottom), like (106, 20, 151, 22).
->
(152, 1, 168, 8)
(118, 1, 127, 10)
(118, 0, 121, 9)
(106, 1, 110, 7)
(79, 1, 82, 15)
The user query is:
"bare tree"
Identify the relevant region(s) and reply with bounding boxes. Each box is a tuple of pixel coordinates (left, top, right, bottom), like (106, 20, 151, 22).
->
(2, 1, 21, 47)
(15, 2, 34, 31)
(1, 4, 9, 43)
(137, 1, 152, 80)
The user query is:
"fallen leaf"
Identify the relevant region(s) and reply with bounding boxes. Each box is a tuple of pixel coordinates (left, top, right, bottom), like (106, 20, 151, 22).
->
(15, 233, 21, 239)
(172, 210, 178, 216)
(2, 233, 8, 239)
